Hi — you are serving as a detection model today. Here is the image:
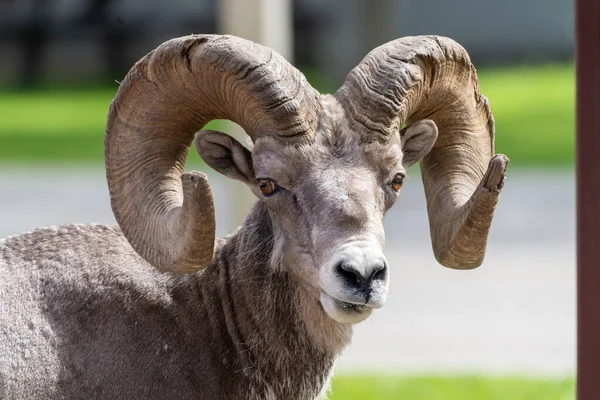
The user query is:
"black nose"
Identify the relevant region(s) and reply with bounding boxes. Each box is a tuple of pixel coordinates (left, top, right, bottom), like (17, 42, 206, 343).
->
(336, 261, 387, 293)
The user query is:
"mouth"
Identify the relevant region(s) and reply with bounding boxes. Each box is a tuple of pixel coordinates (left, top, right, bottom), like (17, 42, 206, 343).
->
(338, 300, 368, 313)
(319, 290, 374, 324)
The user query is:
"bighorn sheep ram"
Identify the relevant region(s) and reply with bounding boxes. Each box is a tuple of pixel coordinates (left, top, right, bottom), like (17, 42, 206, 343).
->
(0, 35, 508, 399)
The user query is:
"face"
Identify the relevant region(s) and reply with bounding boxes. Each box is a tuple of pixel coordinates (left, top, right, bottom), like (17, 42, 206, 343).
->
(195, 98, 438, 324)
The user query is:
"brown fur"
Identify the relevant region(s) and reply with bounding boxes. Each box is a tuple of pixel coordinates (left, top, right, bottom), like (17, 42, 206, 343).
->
(0, 204, 349, 399)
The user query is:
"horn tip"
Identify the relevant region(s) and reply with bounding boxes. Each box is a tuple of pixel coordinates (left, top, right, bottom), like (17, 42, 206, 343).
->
(483, 154, 509, 193)
(181, 171, 212, 196)
(435, 251, 485, 270)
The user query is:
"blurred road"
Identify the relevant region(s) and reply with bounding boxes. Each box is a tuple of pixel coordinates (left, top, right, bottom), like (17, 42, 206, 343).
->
(0, 166, 575, 376)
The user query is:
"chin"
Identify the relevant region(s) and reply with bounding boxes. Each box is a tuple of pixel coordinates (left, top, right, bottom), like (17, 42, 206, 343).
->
(320, 291, 374, 324)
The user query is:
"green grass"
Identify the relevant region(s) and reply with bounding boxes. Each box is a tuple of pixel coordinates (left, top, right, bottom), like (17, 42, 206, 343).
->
(0, 90, 114, 163)
(0, 63, 574, 166)
(329, 375, 575, 400)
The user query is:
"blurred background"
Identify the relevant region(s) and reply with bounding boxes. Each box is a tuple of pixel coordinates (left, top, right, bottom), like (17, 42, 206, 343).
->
(0, 0, 574, 399)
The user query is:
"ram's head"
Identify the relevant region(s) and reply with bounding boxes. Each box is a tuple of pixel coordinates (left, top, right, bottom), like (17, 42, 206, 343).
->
(105, 35, 508, 324)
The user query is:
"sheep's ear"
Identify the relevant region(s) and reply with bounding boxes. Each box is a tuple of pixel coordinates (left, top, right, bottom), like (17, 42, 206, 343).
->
(194, 130, 254, 184)
(400, 119, 439, 169)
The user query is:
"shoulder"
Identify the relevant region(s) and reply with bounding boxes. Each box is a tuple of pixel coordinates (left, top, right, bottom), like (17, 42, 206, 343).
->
(0, 224, 145, 274)
(2, 224, 128, 260)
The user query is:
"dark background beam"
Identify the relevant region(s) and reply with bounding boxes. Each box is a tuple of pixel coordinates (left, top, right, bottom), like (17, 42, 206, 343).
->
(577, 0, 600, 398)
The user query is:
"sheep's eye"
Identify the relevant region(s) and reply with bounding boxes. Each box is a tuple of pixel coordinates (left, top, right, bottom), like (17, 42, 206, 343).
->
(257, 179, 278, 196)
(391, 173, 404, 191)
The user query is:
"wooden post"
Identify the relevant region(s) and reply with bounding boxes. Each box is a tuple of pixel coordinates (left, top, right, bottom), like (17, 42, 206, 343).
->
(218, 0, 293, 60)
(576, 0, 600, 398)
(216, 0, 293, 229)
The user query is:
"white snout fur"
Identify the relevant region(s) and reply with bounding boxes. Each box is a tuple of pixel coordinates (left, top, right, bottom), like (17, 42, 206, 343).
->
(319, 242, 390, 324)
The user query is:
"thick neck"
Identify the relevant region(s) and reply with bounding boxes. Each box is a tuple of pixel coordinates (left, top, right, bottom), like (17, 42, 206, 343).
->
(207, 202, 352, 398)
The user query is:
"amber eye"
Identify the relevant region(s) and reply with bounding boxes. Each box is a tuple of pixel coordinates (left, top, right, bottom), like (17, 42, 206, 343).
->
(257, 179, 278, 196)
(391, 173, 404, 191)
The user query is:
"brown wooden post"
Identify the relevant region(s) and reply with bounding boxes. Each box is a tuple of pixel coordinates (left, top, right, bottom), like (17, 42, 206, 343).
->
(577, 0, 600, 398)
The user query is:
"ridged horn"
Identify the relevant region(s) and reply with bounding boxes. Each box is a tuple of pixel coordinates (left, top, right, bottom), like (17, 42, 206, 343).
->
(335, 35, 508, 269)
(105, 34, 320, 273)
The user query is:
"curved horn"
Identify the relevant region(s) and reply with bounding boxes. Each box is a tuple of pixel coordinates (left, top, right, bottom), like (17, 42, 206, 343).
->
(105, 35, 320, 273)
(335, 36, 508, 269)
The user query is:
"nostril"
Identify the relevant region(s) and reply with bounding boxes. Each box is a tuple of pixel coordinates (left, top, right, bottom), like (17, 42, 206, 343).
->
(368, 263, 387, 284)
(336, 262, 363, 287)
(335, 260, 387, 291)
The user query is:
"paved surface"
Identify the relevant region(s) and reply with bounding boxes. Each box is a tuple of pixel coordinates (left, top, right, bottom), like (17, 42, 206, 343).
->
(0, 166, 575, 375)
